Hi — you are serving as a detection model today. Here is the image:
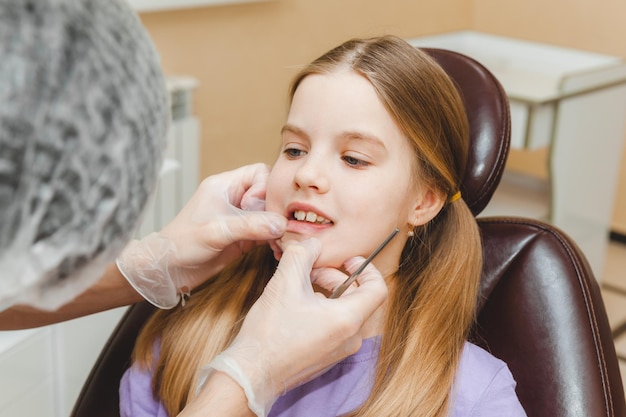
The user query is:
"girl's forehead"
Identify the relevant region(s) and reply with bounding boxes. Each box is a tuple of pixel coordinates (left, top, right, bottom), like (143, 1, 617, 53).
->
(288, 72, 396, 132)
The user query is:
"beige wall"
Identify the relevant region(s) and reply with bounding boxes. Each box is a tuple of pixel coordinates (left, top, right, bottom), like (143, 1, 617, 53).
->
(139, 0, 472, 175)
(139, 0, 626, 233)
(473, 0, 626, 233)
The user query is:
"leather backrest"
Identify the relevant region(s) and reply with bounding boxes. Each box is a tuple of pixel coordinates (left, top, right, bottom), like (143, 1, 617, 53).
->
(423, 48, 511, 216)
(426, 47, 625, 416)
(475, 218, 626, 417)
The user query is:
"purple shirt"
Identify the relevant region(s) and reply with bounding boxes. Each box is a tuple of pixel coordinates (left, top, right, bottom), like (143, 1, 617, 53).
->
(120, 337, 527, 417)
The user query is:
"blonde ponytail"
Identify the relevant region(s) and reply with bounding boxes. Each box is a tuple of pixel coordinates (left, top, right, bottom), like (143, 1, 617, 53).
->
(347, 198, 481, 417)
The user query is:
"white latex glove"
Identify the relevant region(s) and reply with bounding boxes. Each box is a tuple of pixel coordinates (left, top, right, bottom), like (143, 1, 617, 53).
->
(116, 164, 287, 309)
(197, 238, 388, 416)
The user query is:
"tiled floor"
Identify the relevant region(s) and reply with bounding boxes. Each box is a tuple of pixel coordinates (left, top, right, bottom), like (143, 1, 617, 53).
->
(599, 239, 626, 390)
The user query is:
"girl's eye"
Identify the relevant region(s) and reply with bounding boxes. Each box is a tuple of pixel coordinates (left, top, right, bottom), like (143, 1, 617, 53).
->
(284, 147, 306, 158)
(342, 155, 370, 168)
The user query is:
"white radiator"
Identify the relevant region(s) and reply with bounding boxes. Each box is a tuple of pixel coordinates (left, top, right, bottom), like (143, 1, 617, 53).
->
(136, 76, 200, 237)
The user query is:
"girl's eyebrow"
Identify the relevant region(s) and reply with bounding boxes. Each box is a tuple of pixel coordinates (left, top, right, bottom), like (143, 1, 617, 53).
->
(340, 131, 387, 151)
(281, 123, 309, 140)
(281, 123, 386, 151)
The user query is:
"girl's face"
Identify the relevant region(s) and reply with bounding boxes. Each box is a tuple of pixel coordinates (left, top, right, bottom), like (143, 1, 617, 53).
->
(266, 69, 436, 275)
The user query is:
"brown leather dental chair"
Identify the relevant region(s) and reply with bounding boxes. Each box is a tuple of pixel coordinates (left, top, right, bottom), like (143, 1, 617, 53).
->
(70, 48, 626, 417)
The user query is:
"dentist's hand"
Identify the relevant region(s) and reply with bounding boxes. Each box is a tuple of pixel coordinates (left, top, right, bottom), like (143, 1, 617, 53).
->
(116, 163, 287, 309)
(196, 238, 388, 416)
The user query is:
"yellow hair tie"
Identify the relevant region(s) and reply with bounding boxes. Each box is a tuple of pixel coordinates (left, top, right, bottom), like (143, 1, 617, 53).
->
(449, 191, 462, 203)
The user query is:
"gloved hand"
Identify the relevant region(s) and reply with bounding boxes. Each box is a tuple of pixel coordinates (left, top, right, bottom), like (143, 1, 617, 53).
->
(116, 163, 287, 309)
(196, 238, 388, 416)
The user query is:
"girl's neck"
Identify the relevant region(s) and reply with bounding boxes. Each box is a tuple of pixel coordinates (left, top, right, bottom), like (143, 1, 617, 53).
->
(360, 273, 395, 338)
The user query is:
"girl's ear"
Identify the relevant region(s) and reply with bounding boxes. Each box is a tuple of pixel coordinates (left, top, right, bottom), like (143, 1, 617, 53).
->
(409, 188, 445, 226)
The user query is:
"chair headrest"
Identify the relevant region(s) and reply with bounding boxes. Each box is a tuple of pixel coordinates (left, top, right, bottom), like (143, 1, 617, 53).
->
(422, 48, 511, 216)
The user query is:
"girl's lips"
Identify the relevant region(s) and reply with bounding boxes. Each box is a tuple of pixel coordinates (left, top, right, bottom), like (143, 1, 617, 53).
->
(286, 218, 333, 234)
(285, 203, 334, 224)
(283, 202, 335, 235)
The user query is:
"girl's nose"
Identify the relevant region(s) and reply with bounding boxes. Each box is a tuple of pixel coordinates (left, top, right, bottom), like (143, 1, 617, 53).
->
(293, 155, 330, 193)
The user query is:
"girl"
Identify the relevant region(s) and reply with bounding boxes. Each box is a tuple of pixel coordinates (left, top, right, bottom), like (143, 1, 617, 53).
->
(120, 35, 526, 417)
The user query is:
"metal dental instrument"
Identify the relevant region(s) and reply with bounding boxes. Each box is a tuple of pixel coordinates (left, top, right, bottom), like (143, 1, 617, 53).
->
(329, 228, 400, 299)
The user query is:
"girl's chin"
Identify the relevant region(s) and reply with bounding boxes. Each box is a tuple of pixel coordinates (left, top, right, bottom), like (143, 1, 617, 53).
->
(274, 235, 347, 269)
(313, 255, 346, 271)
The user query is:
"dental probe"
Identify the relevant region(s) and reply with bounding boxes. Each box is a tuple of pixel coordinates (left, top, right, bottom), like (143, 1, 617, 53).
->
(329, 228, 400, 299)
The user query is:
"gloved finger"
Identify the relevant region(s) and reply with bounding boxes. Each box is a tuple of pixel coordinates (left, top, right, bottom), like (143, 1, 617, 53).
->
(184, 164, 270, 225)
(202, 212, 287, 250)
(267, 238, 321, 296)
(268, 239, 283, 261)
(331, 258, 388, 325)
(240, 168, 269, 212)
(227, 163, 271, 209)
(310, 266, 350, 293)
(241, 195, 266, 212)
(311, 255, 380, 293)
(310, 257, 388, 340)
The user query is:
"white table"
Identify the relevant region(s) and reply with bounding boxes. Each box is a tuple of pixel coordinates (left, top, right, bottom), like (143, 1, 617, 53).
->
(409, 31, 626, 278)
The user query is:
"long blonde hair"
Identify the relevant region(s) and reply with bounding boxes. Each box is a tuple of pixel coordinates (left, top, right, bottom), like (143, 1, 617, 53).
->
(132, 35, 482, 417)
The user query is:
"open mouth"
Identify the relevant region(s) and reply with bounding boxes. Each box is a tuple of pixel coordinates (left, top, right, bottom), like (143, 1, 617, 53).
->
(291, 210, 334, 225)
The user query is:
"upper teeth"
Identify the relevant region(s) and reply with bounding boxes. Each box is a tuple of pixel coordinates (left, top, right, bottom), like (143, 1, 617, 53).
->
(293, 210, 331, 224)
